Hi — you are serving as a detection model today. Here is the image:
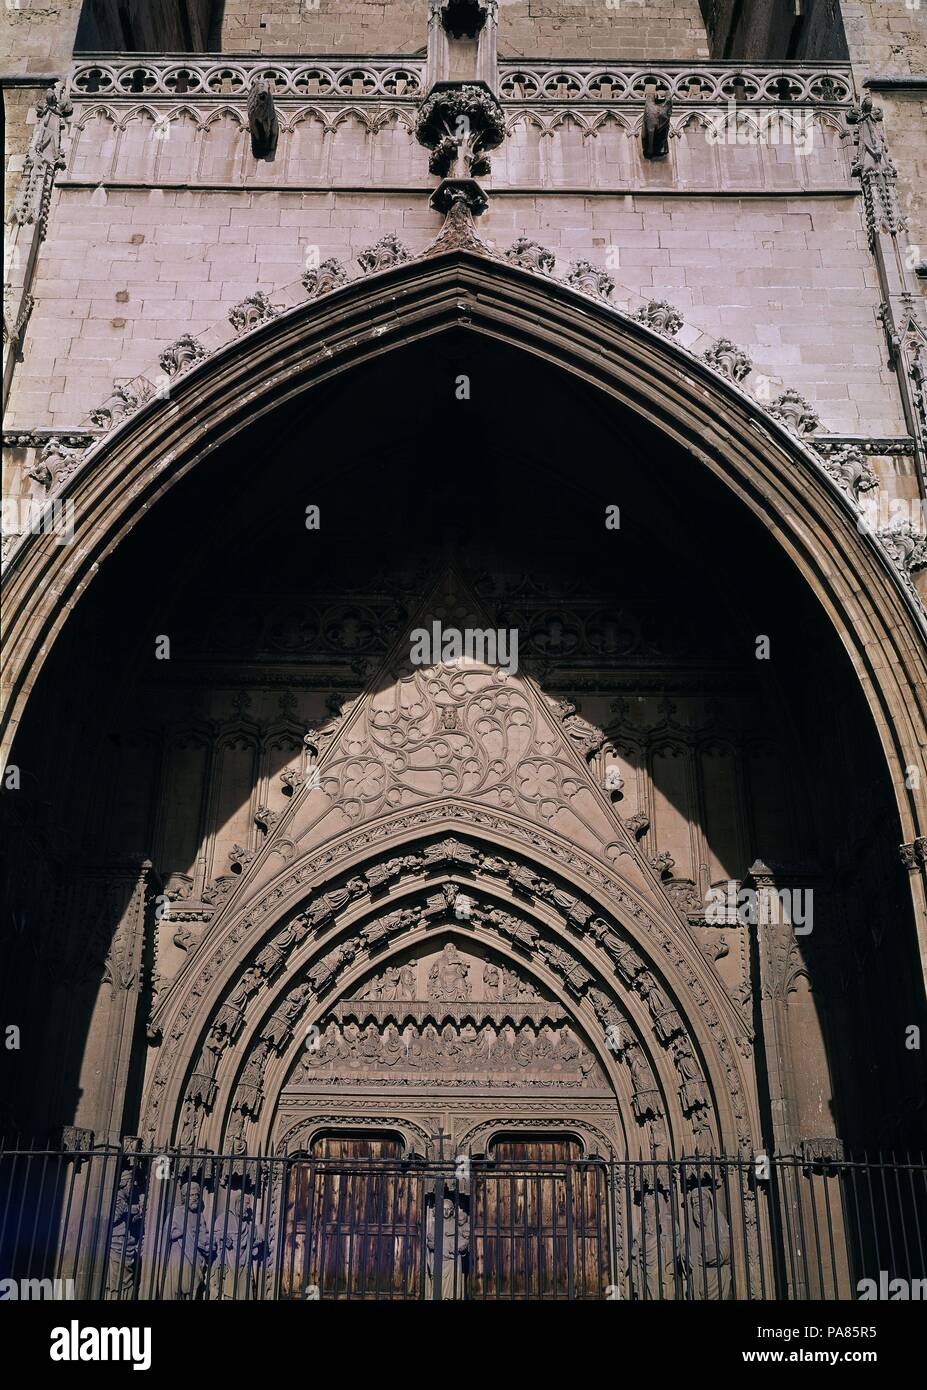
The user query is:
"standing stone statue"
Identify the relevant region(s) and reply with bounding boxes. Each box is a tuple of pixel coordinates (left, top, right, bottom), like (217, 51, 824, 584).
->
(426, 1195, 469, 1299)
(105, 1167, 145, 1299)
(163, 1179, 214, 1300)
(683, 1186, 732, 1300)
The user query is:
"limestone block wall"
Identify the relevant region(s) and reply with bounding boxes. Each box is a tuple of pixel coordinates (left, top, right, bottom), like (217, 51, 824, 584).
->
(0, 0, 85, 75)
(496, 0, 709, 60)
(219, 0, 431, 55)
(840, 0, 927, 78)
(217, 0, 710, 60)
(4, 68, 902, 439)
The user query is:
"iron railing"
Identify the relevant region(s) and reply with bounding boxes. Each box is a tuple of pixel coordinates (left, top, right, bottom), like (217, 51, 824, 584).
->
(1, 1146, 925, 1301)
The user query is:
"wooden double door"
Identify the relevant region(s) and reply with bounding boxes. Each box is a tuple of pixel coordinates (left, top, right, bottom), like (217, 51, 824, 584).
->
(283, 1134, 611, 1300)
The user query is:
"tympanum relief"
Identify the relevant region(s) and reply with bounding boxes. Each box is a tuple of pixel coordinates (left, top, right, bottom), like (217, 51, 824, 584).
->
(288, 941, 606, 1090)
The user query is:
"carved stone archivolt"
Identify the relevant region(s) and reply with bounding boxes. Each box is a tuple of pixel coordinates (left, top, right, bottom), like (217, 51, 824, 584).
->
(148, 814, 741, 1159)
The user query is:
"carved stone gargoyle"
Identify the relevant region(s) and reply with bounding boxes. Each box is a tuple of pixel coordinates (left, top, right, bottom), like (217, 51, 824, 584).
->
(642, 91, 673, 160)
(247, 79, 279, 160)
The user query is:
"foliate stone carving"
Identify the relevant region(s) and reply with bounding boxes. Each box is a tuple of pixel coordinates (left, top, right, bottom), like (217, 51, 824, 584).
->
(565, 260, 614, 301)
(701, 337, 753, 383)
(800, 1137, 845, 1168)
(768, 388, 820, 437)
(663, 878, 706, 917)
(2, 288, 35, 350)
(8, 82, 74, 228)
(25, 452, 52, 491)
(89, 380, 148, 430)
(624, 812, 650, 839)
(505, 238, 556, 275)
(650, 851, 675, 877)
(820, 443, 879, 500)
(900, 838, 927, 870)
(641, 91, 673, 160)
(159, 334, 207, 377)
(247, 78, 279, 160)
(229, 292, 279, 333)
(414, 82, 505, 179)
(301, 258, 349, 299)
(357, 234, 411, 275)
(228, 844, 257, 873)
(876, 520, 927, 598)
(550, 698, 606, 759)
(634, 299, 683, 337)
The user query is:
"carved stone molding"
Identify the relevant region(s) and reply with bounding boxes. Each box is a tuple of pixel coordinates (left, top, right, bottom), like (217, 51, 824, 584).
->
(496, 62, 853, 107)
(70, 58, 426, 102)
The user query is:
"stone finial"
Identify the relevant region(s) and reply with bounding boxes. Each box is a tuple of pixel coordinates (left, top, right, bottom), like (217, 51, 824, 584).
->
(8, 82, 74, 228)
(301, 258, 349, 299)
(768, 388, 820, 436)
(505, 238, 556, 275)
(357, 234, 411, 274)
(701, 337, 753, 383)
(635, 299, 683, 337)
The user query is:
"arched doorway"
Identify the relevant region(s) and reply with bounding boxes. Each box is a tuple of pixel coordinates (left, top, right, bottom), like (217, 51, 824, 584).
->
(2, 254, 926, 1298)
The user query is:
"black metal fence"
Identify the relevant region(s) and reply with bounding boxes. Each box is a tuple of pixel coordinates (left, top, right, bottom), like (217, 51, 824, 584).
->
(1, 1145, 925, 1300)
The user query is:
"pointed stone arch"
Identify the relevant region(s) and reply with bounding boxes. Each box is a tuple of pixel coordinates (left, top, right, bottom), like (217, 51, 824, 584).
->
(2, 245, 926, 991)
